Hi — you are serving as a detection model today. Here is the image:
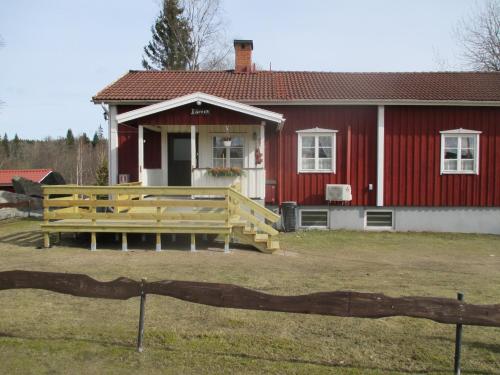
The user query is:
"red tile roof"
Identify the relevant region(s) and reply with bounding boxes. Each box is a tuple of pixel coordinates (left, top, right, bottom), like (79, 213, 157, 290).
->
(0, 169, 53, 186)
(93, 70, 500, 103)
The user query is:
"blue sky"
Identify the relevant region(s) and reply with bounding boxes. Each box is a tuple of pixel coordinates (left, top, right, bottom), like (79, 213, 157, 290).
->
(0, 0, 483, 139)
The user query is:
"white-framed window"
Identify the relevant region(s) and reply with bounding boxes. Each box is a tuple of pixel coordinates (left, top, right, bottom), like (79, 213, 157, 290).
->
(212, 135, 244, 168)
(299, 209, 329, 228)
(364, 210, 394, 230)
(296, 127, 337, 173)
(440, 129, 481, 175)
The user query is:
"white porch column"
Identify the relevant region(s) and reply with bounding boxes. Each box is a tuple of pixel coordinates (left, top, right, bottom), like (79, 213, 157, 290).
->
(190, 125, 196, 185)
(108, 105, 118, 185)
(376, 105, 385, 207)
(161, 129, 168, 185)
(260, 121, 266, 200)
(260, 122, 265, 169)
(138, 125, 144, 184)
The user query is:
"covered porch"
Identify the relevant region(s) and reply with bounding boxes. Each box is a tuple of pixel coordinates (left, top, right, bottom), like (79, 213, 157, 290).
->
(112, 93, 284, 200)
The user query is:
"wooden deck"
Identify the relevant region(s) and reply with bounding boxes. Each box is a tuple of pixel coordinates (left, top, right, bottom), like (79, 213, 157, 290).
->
(41, 184, 280, 253)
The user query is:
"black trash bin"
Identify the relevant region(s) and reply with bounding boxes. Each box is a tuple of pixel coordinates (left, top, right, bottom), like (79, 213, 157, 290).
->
(281, 201, 297, 232)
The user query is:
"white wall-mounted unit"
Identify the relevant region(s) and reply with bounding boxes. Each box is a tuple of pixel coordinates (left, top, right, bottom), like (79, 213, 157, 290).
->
(325, 184, 352, 201)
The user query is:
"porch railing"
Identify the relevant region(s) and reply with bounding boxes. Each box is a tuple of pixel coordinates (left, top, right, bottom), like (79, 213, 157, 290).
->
(41, 184, 280, 252)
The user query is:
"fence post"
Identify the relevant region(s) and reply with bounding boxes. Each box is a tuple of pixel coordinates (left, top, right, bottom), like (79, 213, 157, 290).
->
(137, 278, 147, 353)
(454, 292, 464, 375)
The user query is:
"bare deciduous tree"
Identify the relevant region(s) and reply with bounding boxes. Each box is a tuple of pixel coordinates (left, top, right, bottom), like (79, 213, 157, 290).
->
(179, 0, 232, 70)
(456, 0, 500, 71)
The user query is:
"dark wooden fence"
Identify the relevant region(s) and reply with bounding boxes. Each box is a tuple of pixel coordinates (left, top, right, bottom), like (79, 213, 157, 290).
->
(0, 201, 31, 209)
(0, 200, 33, 217)
(1, 270, 499, 373)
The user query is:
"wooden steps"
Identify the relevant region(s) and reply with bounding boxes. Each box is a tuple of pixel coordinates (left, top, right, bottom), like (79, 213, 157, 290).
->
(232, 227, 280, 254)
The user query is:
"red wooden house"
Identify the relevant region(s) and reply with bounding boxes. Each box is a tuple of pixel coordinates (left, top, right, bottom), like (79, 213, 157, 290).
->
(93, 40, 500, 234)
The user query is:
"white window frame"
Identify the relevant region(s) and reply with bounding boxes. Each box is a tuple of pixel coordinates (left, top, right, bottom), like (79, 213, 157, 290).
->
(364, 209, 394, 231)
(296, 127, 337, 173)
(212, 134, 246, 168)
(298, 208, 330, 229)
(440, 129, 481, 175)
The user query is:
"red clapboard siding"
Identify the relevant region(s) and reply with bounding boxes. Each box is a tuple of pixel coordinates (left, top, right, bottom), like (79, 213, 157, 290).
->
(261, 106, 378, 206)
(384, 106, 500, 207)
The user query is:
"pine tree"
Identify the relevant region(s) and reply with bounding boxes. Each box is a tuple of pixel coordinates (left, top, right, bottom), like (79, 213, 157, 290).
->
(97, 125, 104, 140)
(81, 133, 90, 144)
(95, 159, 109, 186)
(66, 129, 75, 146)
(2, 133, 9, 157)
(142, 0, 193, 70)
(12, 134, 20, 157)
(92, 132, 99, 148)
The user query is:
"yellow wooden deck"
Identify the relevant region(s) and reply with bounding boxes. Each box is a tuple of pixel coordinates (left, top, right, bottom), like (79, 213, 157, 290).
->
(41, 184, 280, 253)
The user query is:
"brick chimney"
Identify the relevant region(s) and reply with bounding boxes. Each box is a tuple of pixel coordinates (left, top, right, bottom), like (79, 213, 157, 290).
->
(234, 40, 254, 73)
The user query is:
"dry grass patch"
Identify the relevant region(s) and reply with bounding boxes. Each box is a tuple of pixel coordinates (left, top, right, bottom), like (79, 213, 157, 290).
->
(0, 219, 499, 374)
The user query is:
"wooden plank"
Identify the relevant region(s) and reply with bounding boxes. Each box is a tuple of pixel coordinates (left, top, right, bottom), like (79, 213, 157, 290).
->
(43, 185, 229, 196)
(41, 224, 231, 234)
(44, 199, 227, 208)
(45, 212, 228, 221)
(1, 270, 500, 328)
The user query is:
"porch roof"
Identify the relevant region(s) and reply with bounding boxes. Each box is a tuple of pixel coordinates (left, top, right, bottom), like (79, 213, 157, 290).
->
(116, 92, 285, 126)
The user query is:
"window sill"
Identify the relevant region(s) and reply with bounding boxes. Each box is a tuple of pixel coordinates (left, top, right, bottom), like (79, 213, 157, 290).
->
(440, 171, 478, 175)
(298, 170, 336, 174)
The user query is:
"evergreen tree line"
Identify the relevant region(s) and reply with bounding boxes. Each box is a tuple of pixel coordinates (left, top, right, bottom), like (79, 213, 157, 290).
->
(0, 126, 108, 186)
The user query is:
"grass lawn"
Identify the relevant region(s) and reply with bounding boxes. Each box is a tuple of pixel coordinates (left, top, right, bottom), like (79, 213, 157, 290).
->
(0, 218, 499, 374)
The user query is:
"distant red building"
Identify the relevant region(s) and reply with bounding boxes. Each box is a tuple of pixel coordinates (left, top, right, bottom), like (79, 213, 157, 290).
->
(0, 169, 54, 193)
(93, 40, 500, 234)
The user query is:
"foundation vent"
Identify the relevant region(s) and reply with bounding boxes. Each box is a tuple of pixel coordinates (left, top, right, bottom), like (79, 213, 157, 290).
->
(365, 210, 393, 229)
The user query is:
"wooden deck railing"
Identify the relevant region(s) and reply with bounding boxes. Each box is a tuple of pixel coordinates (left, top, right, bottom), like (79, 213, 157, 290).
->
(0, 269, 499, 373)
(41, 185, 280, 252)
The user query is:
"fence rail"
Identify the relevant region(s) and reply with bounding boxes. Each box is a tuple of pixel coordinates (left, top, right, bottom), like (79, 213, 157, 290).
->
(1, 270, 499, 327)
(1, 270, 498, 373)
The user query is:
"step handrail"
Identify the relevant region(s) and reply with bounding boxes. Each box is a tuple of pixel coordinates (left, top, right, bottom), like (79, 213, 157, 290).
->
(228, 188, 280, 223)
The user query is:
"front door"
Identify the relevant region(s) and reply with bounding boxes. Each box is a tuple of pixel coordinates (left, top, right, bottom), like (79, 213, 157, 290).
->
(168, 133, 192, 186)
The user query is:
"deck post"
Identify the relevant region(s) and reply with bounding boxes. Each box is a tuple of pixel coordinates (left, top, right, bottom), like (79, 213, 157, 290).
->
(90, 232, 97, 251)
(224, 233, 230, 253)
(155, 233, 161, 252)
(171, 234, 176, 242)
(43, 233, 50, 248)
(190, 233, 196, 252)
(141, 234, 146, 242)
(122, 233, 128, 252)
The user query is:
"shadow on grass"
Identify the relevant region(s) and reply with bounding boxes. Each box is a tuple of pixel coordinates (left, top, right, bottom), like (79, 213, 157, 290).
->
(0, 230, 258, 254)
(0, 230, 44, 248)
(1, 331, 496, 374)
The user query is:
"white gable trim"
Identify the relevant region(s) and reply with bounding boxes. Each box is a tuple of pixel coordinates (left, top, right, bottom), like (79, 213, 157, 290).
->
(116, 92, 285, 125)
(440, 128, 482, 134)
(296, 127, 338, 133)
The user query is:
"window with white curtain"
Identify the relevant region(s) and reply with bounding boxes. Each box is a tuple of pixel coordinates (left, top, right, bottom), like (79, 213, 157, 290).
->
(440, 129, 481, 174)
(297, 128, 337, 173)
(212, 136, 244, 168)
